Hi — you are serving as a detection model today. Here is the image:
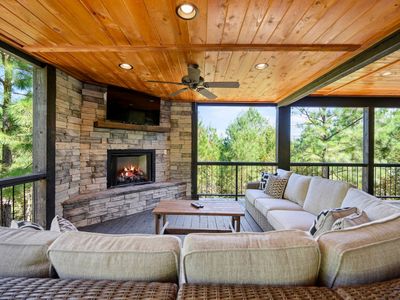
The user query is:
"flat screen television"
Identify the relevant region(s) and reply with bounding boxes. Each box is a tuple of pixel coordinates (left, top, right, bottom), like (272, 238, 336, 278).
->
(106, 85, 160, 125)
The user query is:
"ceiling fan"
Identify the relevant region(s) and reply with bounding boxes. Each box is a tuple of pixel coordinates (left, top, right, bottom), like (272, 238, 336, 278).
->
(146, 64, 240, 99)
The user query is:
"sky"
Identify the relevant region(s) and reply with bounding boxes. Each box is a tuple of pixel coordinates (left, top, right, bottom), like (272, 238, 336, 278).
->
(198, 105, 309, 139)
(198, 106, 277, 138)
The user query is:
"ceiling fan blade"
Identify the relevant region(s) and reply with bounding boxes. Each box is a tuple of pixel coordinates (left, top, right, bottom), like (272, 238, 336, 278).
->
(188, 64, 200, 82)
(146, 80, 186, 86)
(169, 88, 188, 97)
(196, 88, 217, 99)
(203, 82, 240, 88)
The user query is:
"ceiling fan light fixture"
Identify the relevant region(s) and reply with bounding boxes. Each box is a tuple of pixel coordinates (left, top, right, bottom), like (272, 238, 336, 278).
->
(176, 3, 198, 20)
(119, 63, 133, 70)
(381, 71, 392, 77)
(255, 63, 268, 70)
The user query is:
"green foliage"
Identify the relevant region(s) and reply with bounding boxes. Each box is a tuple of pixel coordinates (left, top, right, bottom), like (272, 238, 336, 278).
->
(198, 108, 275, 162)
(0, 51, 33, 179)
(198, 121, 221, 161)
(222, 108, 275, 162)
(291, 107, 363, 163)
(375, 108, 400, 163)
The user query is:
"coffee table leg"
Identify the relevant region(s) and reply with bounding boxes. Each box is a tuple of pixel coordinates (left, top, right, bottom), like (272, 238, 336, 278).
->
(162, 214, 167, 226)
(155, 214, 160, 234)
(231, 216, 235, 230)
(236, 217, 241, 232)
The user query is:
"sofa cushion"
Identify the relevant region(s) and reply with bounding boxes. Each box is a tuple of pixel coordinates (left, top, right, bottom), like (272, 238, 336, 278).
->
(317, 213, 400, 288)
(331, 211, 370, 231)
(0, 227, 60, 278)
(264, 175, 288, 198)
(309, 207, 358, 238)
(182, 231, 320, 285)
(342, 188, 400, 220)
(267, 210, 316, 231)
(277, 169, 293, 179)
(303, 177, 350, 216)
(284, 173, 312, 206)
(245, 189, 270, 205)
(254, 198, 303, 217)
(48, 231, 181, 282)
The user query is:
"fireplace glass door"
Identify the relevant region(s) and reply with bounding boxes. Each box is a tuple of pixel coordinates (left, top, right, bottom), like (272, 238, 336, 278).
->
(107, 150, 155, 188)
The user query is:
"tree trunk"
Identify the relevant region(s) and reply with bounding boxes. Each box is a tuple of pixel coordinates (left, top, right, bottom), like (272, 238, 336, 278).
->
(1, 53, 12, 169)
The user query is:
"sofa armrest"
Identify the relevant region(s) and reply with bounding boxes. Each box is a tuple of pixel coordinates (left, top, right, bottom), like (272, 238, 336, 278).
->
(246, 181, 260, 189)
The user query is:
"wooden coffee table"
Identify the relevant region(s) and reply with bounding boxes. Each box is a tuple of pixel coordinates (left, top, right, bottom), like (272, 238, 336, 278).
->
(152, 200, 245, 234)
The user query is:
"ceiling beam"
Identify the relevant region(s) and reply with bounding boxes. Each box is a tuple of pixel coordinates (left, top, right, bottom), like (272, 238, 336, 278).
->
(23, 44, 360, 53)
(278, 29, 400, 107)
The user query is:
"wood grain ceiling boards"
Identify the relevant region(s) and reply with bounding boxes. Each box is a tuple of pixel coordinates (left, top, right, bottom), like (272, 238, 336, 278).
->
(0, 0, 400, 102)
(313, 50, 400, 96)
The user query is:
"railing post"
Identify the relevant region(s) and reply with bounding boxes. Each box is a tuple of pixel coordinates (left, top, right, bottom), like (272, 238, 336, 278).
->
(277, 106, 291, 171)
(235, 165, 239, 201)
(363, 107, 375, 194)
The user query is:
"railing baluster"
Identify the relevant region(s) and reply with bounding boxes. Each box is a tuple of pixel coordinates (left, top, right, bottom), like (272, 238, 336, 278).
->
(12, 185, 15, 220)
(23, 183, 26, 220)
(0, 188, 3, 226)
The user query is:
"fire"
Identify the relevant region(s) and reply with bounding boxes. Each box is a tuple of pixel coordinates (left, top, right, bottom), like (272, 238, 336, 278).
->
(117, 164, 147, 184)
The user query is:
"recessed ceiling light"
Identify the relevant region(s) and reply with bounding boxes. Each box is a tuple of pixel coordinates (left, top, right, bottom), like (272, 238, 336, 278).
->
(255, 63, 268, 70)
(176, 3, 198, 20)
(381, 71, 392, 77)
(119, 63, 133, 70)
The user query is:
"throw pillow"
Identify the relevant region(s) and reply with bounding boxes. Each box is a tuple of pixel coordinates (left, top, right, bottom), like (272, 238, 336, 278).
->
(259, 171, 271, 190)
(264, 175, 288, 198)
(10, 220, 44, 230)
(50, 215, 78, 233)
(309, 207, 357, 238)
(331, 211, 370, 231)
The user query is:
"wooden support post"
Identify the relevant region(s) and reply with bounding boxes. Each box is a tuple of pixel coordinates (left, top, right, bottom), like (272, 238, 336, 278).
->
(277, 106, 291, 171)
(46, 66, 56, 228)
(32, 67, 47, 226)
(191, 102, 198, 199)
(363, 107, 375, 194)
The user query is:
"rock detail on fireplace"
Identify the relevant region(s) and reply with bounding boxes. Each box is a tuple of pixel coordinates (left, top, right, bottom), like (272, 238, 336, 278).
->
(55, 73, 192, 224)
(107, 149, 155, 188)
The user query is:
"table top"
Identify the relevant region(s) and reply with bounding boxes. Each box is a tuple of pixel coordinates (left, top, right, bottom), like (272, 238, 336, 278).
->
(152, 200, 245, 216)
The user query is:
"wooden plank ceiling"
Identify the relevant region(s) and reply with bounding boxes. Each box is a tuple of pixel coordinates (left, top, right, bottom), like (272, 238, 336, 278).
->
(1, 0, 400, 102)
(313, 49, 400, 96)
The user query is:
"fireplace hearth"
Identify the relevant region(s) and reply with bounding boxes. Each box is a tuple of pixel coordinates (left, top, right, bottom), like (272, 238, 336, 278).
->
(107, 149, 155, 188)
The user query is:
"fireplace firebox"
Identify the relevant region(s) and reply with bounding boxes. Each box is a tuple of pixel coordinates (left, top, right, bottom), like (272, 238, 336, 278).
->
(107, 149, 155, 188)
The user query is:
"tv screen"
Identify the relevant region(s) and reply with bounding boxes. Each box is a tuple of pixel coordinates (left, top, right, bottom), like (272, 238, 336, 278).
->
(106, 85, 160, 125)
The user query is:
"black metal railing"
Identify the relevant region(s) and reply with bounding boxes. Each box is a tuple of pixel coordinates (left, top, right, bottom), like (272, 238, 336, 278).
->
(290, 163, 366, 190)
(197, 162, 277, 200)
(0, 173, 46, 226)
(374, 164, 400, 199)
(196, 162, 400, 200)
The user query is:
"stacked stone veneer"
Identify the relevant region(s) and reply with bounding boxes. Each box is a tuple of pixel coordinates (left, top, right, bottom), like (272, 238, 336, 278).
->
(55, 70, 192, 227)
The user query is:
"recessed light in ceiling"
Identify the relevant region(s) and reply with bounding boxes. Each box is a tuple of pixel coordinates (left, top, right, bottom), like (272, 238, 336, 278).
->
(176, 3, 198, 20)
(381, 71, 392, 77)
(255, 63, 268, 70)
(119, 63, 133, 70)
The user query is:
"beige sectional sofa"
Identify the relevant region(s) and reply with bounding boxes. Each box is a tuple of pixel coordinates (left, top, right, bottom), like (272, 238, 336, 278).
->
(245, 169, 400, 232)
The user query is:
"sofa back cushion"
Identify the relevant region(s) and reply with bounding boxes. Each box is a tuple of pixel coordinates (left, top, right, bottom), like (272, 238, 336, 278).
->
(303, 177, 350, 216)
(0, 227, 60, 277)
(182, 231, 320, 285)
(277, 169, 293, 179)
(317, 214, 400, 288)
(284, 173, 312, 206)
(48, 232, 181, 282)
(342, 188, 400, 220)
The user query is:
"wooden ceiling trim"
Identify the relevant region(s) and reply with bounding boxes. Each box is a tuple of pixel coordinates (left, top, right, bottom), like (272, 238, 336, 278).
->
(23, 44, 361, 52)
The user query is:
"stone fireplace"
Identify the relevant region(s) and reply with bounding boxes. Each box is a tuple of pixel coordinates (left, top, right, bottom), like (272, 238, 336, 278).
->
(55, 71, 192, 227)
(107, 149, 155, 188)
